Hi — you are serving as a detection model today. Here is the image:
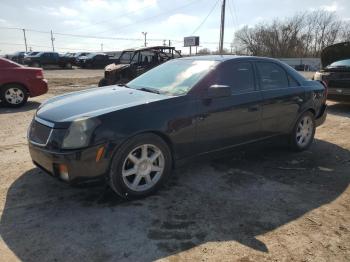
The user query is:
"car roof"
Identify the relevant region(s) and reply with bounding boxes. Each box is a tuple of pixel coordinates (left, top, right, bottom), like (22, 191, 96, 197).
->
(123, 46, 176, 52)
(179, 55, 282, 62)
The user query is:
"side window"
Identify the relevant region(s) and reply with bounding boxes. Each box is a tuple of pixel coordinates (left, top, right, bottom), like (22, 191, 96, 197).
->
(220, 62, 255, 94)
(256, 62, 289, 90)
(139, 51, 154, 65)
(130, 53, 139, 64)
(95, 55, 103, 61)
(43, 53, 50, 58)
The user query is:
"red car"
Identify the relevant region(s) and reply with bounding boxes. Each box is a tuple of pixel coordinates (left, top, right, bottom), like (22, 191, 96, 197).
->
(0, 58, 48, 107)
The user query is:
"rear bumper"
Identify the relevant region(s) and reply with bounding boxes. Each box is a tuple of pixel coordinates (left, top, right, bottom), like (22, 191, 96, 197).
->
(29, 143, 109, 183)
(315, 104, 327, 127)
(28, 79, 48, 97)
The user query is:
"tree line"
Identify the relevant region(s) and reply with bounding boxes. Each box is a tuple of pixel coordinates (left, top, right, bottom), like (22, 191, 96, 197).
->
(233, 10, 350, 57)
(198, 10, 350, 58)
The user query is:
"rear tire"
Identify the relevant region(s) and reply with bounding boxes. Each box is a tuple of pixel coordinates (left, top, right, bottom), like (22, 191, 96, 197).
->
(109, 134, 172, 199)
(289, 111, 315, 151)
(0, 84, 28, 107)
(65, 62, 72, 69)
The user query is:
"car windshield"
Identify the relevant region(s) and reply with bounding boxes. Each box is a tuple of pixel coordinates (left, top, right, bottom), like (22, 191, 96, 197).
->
(86, 53, 98, 58)
(327, 59, 350, 68)
(119, 51, 134, 64)
(127, 59, 218, 96)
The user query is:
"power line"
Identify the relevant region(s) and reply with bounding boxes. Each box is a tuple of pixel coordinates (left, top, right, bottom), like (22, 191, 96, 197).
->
(191, 0, 221, 35)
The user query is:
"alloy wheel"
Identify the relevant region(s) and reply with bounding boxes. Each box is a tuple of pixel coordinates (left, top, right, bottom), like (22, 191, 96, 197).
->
(4, 88, 25, 105)
(122, 144, 165, 192)
(296, 115, 314, 147)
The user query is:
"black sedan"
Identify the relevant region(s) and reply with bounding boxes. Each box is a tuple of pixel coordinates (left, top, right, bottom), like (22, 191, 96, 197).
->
(314, 41, 350, 101)
(28, 56, 327, 198)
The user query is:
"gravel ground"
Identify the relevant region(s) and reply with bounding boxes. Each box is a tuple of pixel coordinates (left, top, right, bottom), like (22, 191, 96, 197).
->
(0, 70, 349, 262)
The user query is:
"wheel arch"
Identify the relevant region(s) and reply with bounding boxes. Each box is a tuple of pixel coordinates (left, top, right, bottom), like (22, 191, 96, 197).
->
(0, 82, 30, 96)
(108, 130, 175, 170)
(288, 107, 316, 133)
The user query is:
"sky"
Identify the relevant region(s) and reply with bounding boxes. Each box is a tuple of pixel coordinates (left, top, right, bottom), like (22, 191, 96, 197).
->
(0, 0, 349, 55)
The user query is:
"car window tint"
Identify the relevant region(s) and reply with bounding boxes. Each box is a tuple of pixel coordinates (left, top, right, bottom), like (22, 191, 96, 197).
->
(220, 62, 255, 94)
(256, 62, 289, 90)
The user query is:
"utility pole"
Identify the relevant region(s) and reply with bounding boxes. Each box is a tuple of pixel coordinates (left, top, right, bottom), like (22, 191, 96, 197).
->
(22, 29, 28, 52)
(50, 30, 55, 52)
(142, 32, 147, 47)
(219, 0, 226, 54)
(101, 43, 103, 52)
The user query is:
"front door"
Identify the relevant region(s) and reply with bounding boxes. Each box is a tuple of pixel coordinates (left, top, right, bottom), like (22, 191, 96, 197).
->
(196, 61, 263, 153)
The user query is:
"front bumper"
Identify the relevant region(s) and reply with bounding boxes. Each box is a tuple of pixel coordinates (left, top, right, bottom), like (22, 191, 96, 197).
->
(315, 104, 327, 127)
(29, 143, 110, 183)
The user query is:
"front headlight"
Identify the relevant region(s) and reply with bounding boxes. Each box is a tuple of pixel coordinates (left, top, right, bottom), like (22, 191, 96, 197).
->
(62, 117, 100, 149)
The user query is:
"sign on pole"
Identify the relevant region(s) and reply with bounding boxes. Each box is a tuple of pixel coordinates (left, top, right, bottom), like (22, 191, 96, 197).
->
(184, 36, 200, 47)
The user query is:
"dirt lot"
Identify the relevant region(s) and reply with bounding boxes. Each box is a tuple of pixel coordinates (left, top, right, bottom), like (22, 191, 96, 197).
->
(0, 69, 349, 262)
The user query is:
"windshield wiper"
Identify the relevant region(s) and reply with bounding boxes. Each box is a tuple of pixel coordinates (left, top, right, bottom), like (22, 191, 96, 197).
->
(117, 83, 131, 88)
(138, 87, 161, 94)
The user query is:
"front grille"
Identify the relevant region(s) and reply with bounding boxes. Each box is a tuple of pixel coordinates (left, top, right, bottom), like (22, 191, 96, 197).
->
(29, 120, 53, 146)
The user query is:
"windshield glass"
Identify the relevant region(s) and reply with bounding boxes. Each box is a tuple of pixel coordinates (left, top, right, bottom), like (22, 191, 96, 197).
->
(85, 53, 97, 58)
(127, 59, 218, 96)
(328, 59, 350, 68)
(119, 51, 134, 64)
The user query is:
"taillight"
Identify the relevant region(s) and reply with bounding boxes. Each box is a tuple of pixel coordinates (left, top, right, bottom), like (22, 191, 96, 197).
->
(35, 70, 44, 79)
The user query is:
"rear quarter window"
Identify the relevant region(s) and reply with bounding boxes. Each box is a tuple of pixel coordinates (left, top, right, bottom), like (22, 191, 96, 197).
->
(256, 62, 289, 90)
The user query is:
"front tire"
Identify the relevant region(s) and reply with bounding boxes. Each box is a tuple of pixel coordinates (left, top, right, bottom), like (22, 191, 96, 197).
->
(109, 134, 172, 199)
(0, 84, 28, 107)
(289, 111, 315, 151)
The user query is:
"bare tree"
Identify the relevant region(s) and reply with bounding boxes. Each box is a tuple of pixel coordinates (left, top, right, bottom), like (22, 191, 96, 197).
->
(233, 10, 345, 58)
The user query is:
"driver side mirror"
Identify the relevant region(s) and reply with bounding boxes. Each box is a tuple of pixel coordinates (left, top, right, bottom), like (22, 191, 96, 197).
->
(207, 84, 231, 98)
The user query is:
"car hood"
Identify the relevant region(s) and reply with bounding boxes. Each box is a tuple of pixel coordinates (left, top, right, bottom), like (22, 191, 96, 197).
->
(321, 42, 350, 68)
(36, 86, 171, 126)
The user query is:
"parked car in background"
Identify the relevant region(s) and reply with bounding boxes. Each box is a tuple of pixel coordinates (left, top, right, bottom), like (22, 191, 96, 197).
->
(5, 51, 27, 64)
(98, 46, 182, 86)
(25, 51, 40, 57)
(28, 56, 327, 198)
(0, 58, 47, 107)
(23, 52, 73, 69)
(313, 41, 350, 101)
(76, 53, 118, 69)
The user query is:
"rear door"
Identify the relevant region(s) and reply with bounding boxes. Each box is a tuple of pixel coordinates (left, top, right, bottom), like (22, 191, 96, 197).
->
(196, 60, 263, 152)
(255, 61, 305, 136)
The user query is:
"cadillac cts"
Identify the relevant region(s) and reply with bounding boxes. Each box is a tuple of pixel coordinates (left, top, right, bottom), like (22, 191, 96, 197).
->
(28, 56, 327, 198)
